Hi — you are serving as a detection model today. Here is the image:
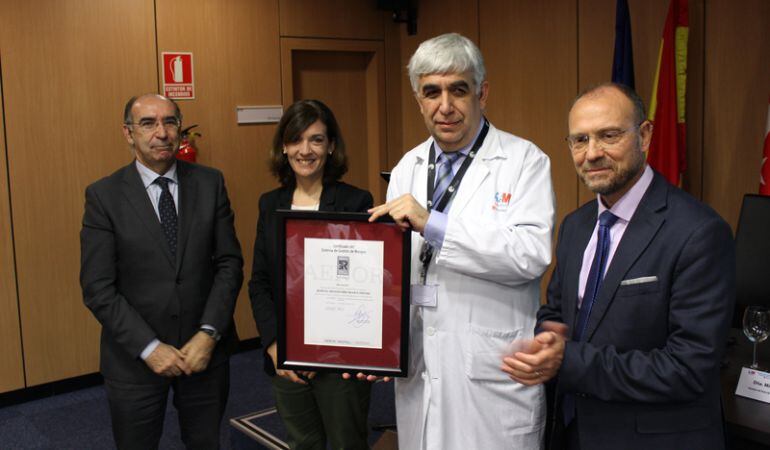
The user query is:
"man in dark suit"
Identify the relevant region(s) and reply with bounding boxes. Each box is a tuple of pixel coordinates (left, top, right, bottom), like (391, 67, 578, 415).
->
(80, 94, 243, 449)
(502, 83, 735, 450)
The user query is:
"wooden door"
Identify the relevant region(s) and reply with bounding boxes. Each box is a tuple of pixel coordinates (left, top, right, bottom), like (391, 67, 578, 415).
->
(281, 39, 387, 202)
(0, 60, 24, 393)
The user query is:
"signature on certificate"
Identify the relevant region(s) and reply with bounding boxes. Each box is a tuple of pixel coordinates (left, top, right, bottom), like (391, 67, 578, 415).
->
(348, 305, 371, 328)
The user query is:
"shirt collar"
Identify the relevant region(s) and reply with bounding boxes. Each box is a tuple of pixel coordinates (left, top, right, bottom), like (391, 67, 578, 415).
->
(434, 117, 486, 158)
(597, 164, 654, 222)
(135, 160, 178, 189)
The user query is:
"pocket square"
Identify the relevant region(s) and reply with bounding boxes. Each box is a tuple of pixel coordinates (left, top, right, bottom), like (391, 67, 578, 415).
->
(620, 276, 658, 286)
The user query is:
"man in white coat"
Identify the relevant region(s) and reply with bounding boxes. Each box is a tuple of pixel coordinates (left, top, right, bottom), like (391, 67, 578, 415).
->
(368, 33, 555, 449)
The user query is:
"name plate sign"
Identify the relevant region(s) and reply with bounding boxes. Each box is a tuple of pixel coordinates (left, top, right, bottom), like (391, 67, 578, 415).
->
(735, 367, 770, 403)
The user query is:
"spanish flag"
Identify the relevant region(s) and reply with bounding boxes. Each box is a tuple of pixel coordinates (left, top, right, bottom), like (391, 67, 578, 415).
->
(647, 0, 688, 185)
(760, 96, 770, 196)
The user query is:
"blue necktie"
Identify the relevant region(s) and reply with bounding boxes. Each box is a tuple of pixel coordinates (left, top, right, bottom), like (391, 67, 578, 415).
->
(432, 152, 461, 207)
(563, 210, 619, 426)
(155, 177, 177, 256)
(574, 210, 619, 341)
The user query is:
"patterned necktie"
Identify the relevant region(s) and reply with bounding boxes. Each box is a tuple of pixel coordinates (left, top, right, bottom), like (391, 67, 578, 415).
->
(564, 210, 619, 426)
(154, 177, 177, 256)
(432, 152, 462, 207)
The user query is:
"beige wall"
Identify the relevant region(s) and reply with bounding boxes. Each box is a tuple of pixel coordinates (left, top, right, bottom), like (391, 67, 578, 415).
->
(0, 0, 767, 390)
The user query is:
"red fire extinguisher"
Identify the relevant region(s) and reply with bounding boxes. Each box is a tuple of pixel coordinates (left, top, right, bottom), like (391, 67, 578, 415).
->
(177, 125, 201, 163)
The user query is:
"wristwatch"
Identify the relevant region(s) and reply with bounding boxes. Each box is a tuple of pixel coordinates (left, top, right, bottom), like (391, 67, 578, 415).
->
(199, 327, 221, 342)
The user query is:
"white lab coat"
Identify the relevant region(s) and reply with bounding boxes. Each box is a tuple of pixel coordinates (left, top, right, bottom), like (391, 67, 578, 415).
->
(390, 123, 554, 450)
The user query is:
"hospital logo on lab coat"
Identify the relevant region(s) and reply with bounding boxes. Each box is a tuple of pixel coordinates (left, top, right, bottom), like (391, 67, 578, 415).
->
(493, 192, 512, 211)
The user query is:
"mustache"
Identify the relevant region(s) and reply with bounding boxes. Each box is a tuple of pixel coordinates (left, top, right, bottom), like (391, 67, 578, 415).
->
(581, 161, 613, 170)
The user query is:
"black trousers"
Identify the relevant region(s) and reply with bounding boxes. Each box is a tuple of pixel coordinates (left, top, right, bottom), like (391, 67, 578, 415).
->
(272, 373, 371, 450)
(104, 361, 230, 450)
(565, 419, 581, 450)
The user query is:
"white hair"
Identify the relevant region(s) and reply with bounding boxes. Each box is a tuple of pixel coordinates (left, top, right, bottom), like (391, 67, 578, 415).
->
(407, 33, 486, 94)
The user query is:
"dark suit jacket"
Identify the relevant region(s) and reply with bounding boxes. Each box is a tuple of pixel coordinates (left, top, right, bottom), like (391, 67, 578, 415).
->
(80, 160, 243, 384)
(538, 171, 735, 450)
(248, 182, 373, 375)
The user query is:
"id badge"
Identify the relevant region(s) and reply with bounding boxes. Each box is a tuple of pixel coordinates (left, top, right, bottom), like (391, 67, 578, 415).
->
(411, 284, 438, 307)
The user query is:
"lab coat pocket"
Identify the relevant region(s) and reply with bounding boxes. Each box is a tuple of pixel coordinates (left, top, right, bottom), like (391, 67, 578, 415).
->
(463, 324, 522, 381)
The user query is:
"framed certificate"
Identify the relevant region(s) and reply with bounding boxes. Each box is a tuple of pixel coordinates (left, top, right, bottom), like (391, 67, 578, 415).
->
(275, 211, 411, 377)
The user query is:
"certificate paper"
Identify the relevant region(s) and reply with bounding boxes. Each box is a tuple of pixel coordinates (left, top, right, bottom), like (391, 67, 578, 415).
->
(303, 238, 384, 349)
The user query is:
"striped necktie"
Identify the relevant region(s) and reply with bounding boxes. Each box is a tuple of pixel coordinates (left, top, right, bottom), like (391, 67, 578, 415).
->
(432, 152, 462, 207)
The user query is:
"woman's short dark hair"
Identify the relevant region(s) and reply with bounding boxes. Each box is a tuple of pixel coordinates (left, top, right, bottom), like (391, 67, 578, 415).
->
(269, 99, 348, 187)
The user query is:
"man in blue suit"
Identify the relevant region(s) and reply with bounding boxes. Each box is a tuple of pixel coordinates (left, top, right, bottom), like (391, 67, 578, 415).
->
(502, 83, 735, 450)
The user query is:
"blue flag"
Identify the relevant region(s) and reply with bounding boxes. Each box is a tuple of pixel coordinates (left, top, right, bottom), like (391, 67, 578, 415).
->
(611, 0, 635, 89)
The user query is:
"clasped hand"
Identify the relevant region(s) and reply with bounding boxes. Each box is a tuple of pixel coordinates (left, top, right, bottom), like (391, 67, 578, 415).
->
(145, 331, 216, 378)
(501, 321, 568, 385)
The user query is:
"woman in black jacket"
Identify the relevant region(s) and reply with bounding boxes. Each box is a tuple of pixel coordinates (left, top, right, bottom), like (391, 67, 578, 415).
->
(248, 99, 373, 449)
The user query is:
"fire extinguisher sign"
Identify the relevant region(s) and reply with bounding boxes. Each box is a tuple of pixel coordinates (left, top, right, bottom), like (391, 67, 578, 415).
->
(162, 52, 195, 100)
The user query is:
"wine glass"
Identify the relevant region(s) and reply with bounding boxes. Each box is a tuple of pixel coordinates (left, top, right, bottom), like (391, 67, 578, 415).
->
(743, 305, 770, 369)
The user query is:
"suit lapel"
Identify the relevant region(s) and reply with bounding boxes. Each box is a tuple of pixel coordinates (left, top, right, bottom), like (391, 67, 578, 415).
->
(121, 163, 176, 268)
(565, 205, 598, 333)
(277, 186, 293, 209)
(319, 183, 337, 212)
(175, 161, 197, 272)
(583, 174, 667, 341)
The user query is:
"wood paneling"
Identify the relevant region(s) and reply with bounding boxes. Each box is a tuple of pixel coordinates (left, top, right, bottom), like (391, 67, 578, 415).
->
(481, 0, 578, 227)
(279, 0, 387, 40)
(281, 38, 387, 202)
(480, 0, 578, 303)
(684, 0, 705, 199)
(0, 72, 25, 393)
(384, 0, 479, 170)
(0, 0, 157, 385)
(156, 0, 282, 340)
(577, 0, 613, 107)
(703, 0, 770, 230)
(577, 0, 613, 205)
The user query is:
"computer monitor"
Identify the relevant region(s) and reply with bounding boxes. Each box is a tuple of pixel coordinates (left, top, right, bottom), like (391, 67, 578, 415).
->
(733, 194, 770, 327)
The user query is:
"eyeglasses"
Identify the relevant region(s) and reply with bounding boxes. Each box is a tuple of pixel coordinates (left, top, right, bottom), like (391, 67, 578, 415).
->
(126, 117, 181, 133)
(566, 124, 641, 154)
